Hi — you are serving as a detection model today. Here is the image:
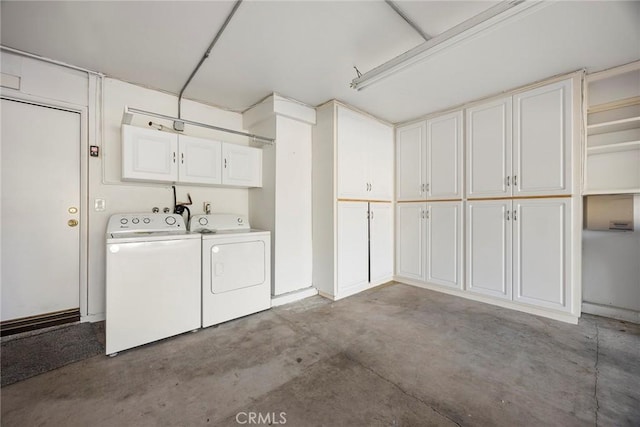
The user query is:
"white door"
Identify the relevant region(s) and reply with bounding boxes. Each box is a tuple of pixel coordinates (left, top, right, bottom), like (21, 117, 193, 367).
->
(337, 202, 369, 292)
(395, 202, 426, 281)
(426, 202, 462, 289)
(121, 124, 178, 182)
(466, 200, 512, 299)
(396, 122, 426, 201)
(512, 198, 571, 312)
(367, 120, 394, 201)
(178, 135, 222, 185)
(337, 106, 368, 198)
(513, 79, 572, 196)
(1, 99, 80, 321)
(222, 143, 262, 187)
(466, 97, 512, 198)
(369, 202, 393, 283)
(426, 111, 463, 199)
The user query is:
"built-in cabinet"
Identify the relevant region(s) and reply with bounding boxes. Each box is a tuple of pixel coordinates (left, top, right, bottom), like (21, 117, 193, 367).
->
(395, 75, 581, 323)
(466, 198, 572, 312)
(337, 106, 393, 200)
(313, 102, 394, 300)
(396, 110, 462, 201)
(466, 79, 573, 198)
(396, 201, 462, 289)
(122, 124, 262, 187)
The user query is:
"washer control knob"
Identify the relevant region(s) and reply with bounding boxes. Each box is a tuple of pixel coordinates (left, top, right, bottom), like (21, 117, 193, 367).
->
(143, 218, 151, 224)
(199, 217, 208, 226)
(132, 218, 139, 224)
(120, 218, 128, 225)
(165, 216, 177, 225)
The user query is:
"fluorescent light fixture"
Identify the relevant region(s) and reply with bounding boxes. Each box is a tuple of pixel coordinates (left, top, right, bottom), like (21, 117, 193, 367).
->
(351, 0, 546, 91)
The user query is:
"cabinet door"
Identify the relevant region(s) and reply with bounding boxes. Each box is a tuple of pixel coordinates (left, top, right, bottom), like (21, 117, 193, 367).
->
(426, 202, 463, 289)
(395, 202, 426, 281)
(178, 135, 222, 185)
(466, 97, 512, 198)
(337, 106, 369, 198)
(466, 200, 512, 299)
(370, 202, 393, 283)
(122, 125, 178, 182)
(513, 198, 571, 312)
(221, 143, 262, 187)
(367, 120, 394, 201)
(396, 122, 427, 201)
(513, 79, 572, 196)
(426, 111, 463, 199)
(337, 202, 369, 291)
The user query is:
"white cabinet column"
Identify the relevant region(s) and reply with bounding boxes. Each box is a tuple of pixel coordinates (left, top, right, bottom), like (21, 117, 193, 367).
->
(337, 202, 369, 291)
(425, 201, 463, 289)
(396, 202, 426, 281)
(370, 202, 393, 283)
(396, 123, 427, 201)
(426, 111, 463, 199)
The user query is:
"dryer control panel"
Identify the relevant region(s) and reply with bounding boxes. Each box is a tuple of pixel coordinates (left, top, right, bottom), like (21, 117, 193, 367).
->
(107, 213, 186, 234)
(190, 214, 250, 233)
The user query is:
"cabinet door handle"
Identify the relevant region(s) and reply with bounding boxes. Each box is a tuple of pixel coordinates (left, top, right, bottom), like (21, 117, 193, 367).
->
(181, 153, 184, 164)
(506, 176, 510, 186)
(421, 210, 425, 219)
(513, 209, 517, 221)
(173, 152, 176, 163)
(426, 183, 430, 192)
(421, 183, 425, 193)
(371, 210, 374, 220)
(425, 208, 430, 219)
(505, 210, 510, 221)
(224, 158, 228, 168)
(513, 175, 518, 186)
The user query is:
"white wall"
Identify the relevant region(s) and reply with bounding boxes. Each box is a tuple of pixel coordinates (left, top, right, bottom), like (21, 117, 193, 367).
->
(582, 195, 640, 319)
(1, 51, 253, 321)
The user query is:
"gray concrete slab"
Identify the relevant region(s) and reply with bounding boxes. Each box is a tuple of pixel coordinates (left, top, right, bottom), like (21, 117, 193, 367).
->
(1, 283, 638, 426)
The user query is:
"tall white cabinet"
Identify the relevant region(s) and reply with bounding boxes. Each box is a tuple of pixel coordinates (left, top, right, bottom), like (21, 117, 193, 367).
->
(395, 75, 582, 323)
(313, 102, 394, 300)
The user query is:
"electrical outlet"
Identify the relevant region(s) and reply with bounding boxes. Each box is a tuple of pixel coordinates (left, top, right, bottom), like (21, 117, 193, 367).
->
(204, 202, 211, 214)
(94, 198, 106, 211)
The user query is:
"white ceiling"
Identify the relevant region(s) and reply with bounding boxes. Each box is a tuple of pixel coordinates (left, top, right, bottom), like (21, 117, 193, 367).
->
(1, 1, 639, 123)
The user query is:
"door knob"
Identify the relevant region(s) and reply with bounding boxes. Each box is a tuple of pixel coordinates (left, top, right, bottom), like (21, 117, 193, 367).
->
(68, 219, 79, 227)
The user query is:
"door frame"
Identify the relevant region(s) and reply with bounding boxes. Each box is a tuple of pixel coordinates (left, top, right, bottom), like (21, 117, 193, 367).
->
(1, 90, 89, 321)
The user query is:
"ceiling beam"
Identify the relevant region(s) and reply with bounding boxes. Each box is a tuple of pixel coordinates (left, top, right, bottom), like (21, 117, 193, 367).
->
(385, 0, 431, 41)
(352, 0, 546, 91)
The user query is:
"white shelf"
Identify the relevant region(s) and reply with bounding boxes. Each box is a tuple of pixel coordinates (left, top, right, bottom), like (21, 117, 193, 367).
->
(587, 141, 640, 155)
(587, 116, 640, 135)
(584, 189, 640, 195)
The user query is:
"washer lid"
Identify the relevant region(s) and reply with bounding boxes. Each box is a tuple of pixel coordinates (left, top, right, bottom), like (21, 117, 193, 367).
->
(107, 230, 200, 244)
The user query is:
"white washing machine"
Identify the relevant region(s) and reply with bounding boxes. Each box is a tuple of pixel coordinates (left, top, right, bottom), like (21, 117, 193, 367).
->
(190, 214, 271, 328)
(106, 213, 201, 355)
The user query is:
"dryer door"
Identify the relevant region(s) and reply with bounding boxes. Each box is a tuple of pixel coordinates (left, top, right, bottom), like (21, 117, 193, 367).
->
(210, 240, 266, 293)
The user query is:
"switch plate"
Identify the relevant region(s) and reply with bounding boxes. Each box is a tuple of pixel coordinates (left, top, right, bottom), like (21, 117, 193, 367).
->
(95, 198, 106, 211)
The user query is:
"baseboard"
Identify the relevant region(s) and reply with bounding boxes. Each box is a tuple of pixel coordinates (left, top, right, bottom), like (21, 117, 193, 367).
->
(1, 308, 80, 336)
(271, 287, 319, 307)
(81, 313, 105, 323)
(394, 276, 579, 325)
(582, 302, 640, 324)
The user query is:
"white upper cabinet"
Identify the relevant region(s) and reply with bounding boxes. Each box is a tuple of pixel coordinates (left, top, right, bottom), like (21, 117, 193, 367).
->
(513, 79, 573, 196)
(122, 125, 178, 182)
(221, 143, 262, 187)
(426, 111, 463, 199)
(465, 79, 573, 198)
(369, 202, 393, 283)
(122, 125, 262, 187)
(178, 135, 222, 185)
(466, 97, 512, 198)
(396, 122, 427, 201)
(396, 202, 426, 281)
(337, 106, 393, 200)
(425, 202, 463, 289)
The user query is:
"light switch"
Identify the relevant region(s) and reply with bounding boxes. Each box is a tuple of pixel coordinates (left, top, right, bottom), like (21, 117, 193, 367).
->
(95, 198, 106, 212)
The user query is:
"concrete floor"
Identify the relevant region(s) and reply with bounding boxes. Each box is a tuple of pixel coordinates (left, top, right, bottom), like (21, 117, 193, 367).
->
(1, 282, 639, 426)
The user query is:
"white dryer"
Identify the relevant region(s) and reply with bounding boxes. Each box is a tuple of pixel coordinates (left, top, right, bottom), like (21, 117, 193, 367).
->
(190, 214, 271, 328)
(106, 213, 201, 355)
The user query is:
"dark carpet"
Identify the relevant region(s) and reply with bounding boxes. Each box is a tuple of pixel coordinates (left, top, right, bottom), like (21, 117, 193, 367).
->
(1, 322, 105, 387)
